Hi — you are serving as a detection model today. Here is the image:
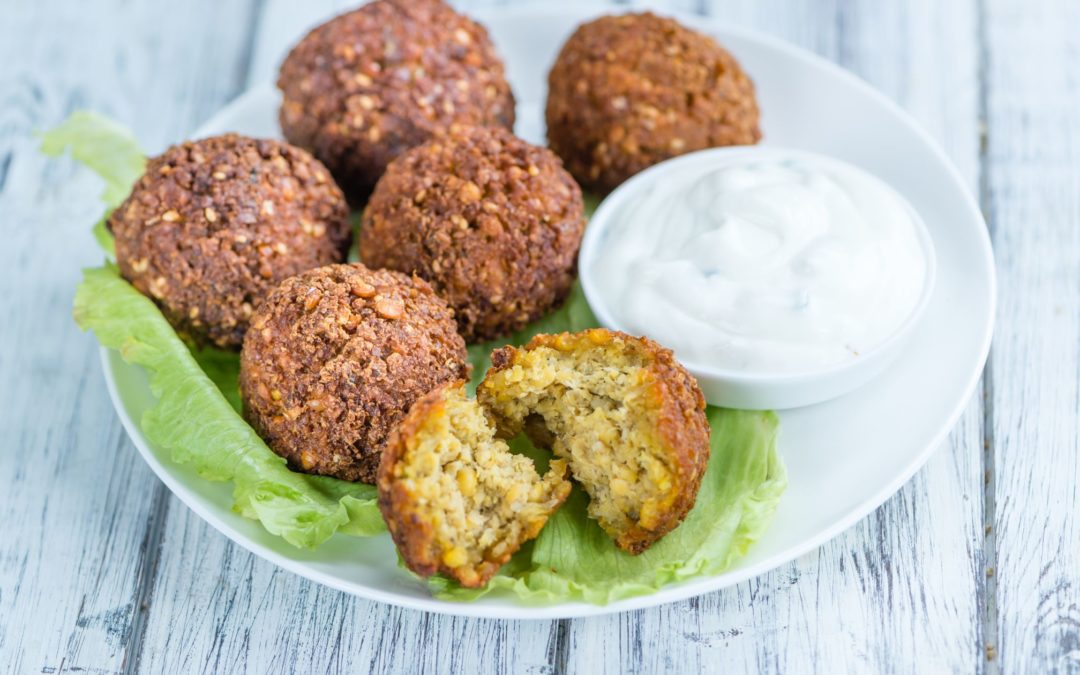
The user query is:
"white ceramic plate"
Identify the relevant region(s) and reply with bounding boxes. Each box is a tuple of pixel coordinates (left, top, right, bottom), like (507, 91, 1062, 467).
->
(101, 5, 995, 619)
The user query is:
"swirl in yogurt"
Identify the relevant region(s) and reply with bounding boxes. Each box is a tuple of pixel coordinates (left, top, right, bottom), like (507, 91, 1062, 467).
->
(586, 155, 931, 374)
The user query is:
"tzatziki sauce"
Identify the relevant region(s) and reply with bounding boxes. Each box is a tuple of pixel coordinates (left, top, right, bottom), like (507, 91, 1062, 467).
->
(584, 153, 932, 374)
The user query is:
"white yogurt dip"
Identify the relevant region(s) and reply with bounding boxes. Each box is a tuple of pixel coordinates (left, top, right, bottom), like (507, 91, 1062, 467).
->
(584, 153, 932, 374)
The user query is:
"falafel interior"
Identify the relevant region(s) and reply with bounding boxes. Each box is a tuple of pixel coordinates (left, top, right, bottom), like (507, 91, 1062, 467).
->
(379, 383, 571, 588)
(478, 331, 709, 555)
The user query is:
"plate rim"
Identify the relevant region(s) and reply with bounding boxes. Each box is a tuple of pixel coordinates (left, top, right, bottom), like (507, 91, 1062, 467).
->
(98, 3, 996, 620)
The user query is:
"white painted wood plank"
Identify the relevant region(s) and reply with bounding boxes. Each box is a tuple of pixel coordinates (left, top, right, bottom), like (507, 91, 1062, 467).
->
(983, 0, 1080, 671)
(562, 1, 989, 672)
(19, 0, 1080, 673)
(0, 1, 261, 672)
(136, 509, 559, 674)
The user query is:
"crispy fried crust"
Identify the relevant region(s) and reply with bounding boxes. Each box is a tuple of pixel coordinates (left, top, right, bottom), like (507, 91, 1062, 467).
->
(360, 126, 585, 343)
(110, 134, 351, 349)
(484, 329, 710, 554)
(545, 12, 761, 194)
(277, 0, 516, 204)
(378, 382, 571, 587)
(378, 383, 459, 580)
(239, 263, 469, 483)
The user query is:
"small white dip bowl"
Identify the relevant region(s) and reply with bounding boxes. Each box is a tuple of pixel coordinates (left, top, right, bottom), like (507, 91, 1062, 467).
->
(578, 147, 937, 410)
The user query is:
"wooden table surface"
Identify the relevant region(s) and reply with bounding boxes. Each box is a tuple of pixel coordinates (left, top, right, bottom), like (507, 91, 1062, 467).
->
(1, 0, 1077, 672)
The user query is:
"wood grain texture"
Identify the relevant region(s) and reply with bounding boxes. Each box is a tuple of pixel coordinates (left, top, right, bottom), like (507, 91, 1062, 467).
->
(983, 1, 1080, 671)
(135, 510, 559, 674)
(0, 1, 261, 673)
(2, 0, 1077, 673)
(561, 1, 989, 671)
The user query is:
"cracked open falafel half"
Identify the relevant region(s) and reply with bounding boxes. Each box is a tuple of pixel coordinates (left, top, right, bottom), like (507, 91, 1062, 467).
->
(109, 134, 351, 349)
(239, 263, 470, 484)
(277, 0, 516, 204)
(359, 125, 586, 344)
(378, 381, 571, 588)
(545, 12, 761, 194)
(478, 329, 711, 555)
(378, 328, 710, 583)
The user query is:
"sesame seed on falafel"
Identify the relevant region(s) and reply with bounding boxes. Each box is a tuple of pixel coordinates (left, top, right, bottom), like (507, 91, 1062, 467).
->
(360, 125, 586, 344)
(239, 263, 470, 484)
(546, 12, 761, 194)
(109, 134, 351, 349)
(277, 0, 516, 204)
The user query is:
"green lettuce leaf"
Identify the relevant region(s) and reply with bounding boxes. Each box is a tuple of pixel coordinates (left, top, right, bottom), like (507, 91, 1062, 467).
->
(73, 266, 383, 546)
(189, 347, 244, 413)
(40, 111, 145, 257)
(429, 407, 785, 604)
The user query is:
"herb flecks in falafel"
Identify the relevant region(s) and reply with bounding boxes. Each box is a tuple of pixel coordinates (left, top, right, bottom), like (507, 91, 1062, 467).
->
(379, 328, 711, 575)
(379, 382, 571, 588)
(479, 329, 711, 555)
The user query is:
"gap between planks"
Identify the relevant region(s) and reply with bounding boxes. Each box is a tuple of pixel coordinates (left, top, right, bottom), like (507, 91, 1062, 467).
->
(121, 484, 171, 675)
(975, 0, 1000, 670)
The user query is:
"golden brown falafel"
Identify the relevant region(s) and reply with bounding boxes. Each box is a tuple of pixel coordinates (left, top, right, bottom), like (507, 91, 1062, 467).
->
(378, 381, 571, 587)
(277, 0, 516, 204)
(240, 263, 470, 484)
(478, 329, 710, 554)
(360, 125, 585, 343)
(546, 12, 761, 194)
(110, 134, 351, 349)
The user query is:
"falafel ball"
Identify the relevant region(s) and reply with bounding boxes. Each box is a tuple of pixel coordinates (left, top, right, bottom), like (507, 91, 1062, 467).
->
(239, 263, 470, 484)
(379, 381, 571, 587)
(277, 0, 516, 204)
(360, 125, 585, 343)
(110, 134, 351, 349)
(545, 12, 761, 194)
(478, 329, 710, 554)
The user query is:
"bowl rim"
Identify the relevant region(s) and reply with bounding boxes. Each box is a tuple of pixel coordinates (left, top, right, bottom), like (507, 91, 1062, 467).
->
(578, 145, 939, 386)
